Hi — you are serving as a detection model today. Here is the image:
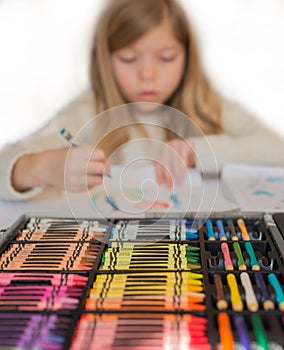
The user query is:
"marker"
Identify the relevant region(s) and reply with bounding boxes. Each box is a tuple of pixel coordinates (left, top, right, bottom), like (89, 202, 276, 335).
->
(240, 272, 258, 312)
(60, 128, 80, 147)
(268, 273, 284, 311)
(250, 314, 269, 350)
(233, 314, 251, 350)
(216, 220, 227, 241)
(217, 312, 234, 350)
(227, 273, 243, 311)
(254, 273, 274, 311)
(233, 242, 247, 270)
(205, 220, 215, 240)
(213, 274, 228, 310)
(244, 242, 260, 270)
(237, 219, 250, 241)
(227, 219, 238, 240)
(221, 242, 234, 270)
(233, 315, 251, 350)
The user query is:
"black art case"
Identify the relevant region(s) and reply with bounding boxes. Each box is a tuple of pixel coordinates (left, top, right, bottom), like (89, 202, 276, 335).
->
(0, 212, 283, 349)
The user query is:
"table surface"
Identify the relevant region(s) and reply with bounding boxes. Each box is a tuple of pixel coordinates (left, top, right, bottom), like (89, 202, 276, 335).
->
(0, 179, 241, 229)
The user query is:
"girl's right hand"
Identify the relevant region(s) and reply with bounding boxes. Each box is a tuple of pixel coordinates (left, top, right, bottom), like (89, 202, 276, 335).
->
(63, 144, 108, 191)
(12, 145, 108, 193)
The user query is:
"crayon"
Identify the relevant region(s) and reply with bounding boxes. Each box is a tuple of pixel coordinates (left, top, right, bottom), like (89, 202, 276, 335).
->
(71, 313, 210, 350)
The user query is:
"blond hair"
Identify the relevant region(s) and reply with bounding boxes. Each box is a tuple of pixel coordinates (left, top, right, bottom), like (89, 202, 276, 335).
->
(90, 0, 222, 154)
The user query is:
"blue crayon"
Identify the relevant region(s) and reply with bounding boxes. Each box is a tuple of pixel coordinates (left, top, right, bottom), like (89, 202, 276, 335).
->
(205, 219, 215, 240)
(185, 220, 199, 240)
(185, 230, 199, 240)
(186, 221, 198, 233)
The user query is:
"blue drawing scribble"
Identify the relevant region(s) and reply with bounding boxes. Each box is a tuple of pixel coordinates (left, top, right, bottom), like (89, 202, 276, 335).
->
(266, 177, 284, 183)
(251, 190, 275, 197)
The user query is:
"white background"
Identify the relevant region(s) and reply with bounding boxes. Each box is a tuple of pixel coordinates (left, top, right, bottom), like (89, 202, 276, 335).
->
(0, 0, 283, 148)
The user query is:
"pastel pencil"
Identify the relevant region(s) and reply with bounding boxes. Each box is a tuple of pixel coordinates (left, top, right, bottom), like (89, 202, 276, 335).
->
(213, 274, 228, 310)
(233, 242, 247, 270)
(227, 273, 243, 311)
(216, 219, 227, 241)
(240, 272, 258, 312)
(221, 242, 234, 270)
(254, 272, 274, 311)
(237, 218, 250, 241)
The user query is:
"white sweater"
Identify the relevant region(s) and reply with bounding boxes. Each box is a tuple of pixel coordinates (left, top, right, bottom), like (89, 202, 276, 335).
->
(0, 89, 283, 200)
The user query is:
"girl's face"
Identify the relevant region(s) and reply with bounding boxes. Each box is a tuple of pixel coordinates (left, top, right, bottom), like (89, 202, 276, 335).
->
(111, 18, 186, 106)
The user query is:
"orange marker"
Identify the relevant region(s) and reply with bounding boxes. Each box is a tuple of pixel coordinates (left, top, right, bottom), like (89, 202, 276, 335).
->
(237, 219, 250, 241)
(217, 312, 235, 349)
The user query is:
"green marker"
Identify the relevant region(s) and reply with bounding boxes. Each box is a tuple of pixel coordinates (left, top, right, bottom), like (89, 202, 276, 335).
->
(245, 242, 260, 270)
(233, 242, 246, 270)
(251, 314, 269, 350)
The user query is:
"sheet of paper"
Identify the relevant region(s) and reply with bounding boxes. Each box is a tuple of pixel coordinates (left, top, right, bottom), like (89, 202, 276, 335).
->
(89, 164, 238, 216)
(221, 163, 284, 212)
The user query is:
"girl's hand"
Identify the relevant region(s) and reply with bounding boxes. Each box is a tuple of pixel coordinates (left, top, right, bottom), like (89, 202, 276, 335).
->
(12, 145, 108, 192)
(154, 139, 195, 187)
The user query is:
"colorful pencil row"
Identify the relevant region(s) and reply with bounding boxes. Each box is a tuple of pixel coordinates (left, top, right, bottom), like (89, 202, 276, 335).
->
(218, 312, 283, 350)
(209, 241, 274, 271)
(205, 218, 262, 241)
(214, 272, 284, 311)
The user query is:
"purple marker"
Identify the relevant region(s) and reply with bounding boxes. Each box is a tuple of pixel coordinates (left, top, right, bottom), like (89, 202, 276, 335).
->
(233, 314, 251, 350)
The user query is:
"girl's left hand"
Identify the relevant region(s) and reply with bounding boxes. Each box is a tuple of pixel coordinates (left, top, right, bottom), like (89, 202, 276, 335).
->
(154, 138, 195, 187)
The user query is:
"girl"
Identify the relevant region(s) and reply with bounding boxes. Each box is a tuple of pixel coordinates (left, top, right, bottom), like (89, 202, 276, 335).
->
(0, 0, 283, 201)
